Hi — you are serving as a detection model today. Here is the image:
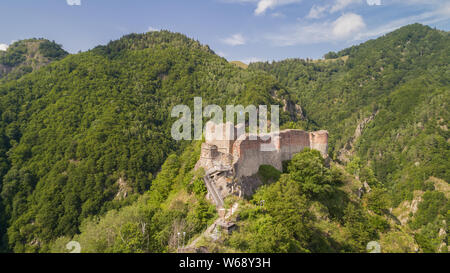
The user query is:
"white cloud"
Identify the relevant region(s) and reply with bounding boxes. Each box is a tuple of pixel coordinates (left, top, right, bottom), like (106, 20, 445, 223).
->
(223, 0, 301, 15)
(268, 0, 449, 46)
(355, 4, 450, 40)
(148, 26, 159, 32)
(271, 12, 286, 18)
(332, 13, 366, 38)
(266, 13, 366, 46)
(254, 0, 301, 15)
(66, 0, 81, 6)
(437, 2, 450, 17)
(266, 22, 329, 46)
(216, 51, 227, 57)
(242, 57, 264, 64)
(366, 0, 381, 6)
(307, 0, 363, 20)
(0, 44, 8, 51)
(307, 5, 329, 19)
(222, 33, 246, 46)
(330, 0, 362, 13)
(255, 0, 276, 15)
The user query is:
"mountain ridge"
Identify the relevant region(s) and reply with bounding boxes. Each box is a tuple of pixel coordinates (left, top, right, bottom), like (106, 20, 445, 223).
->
(0, 30, 304, 252)
(0, 23, 448, 253)
(248, 23, 449, 252)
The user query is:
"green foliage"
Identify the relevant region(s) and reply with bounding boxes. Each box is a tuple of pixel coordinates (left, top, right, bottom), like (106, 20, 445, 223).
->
(365, 188, 392, 215)
(192, 177, 207, 196)
(324, 51, 339, 59)
(379, 231, 417, 253)
(228, 176, 313, 253)
(113, 222, 146, 253)
(410, 191, 448, 230)
(0, 38, 68, 80)
(345, 156, 362, 177)
(0, 42, 27, 66)
(250, 24, 450, 247)
(226, 149, 376, 253)
(342, 203, 378, 251)
(414, 222, 445, 253)
(49, 142, 216, 253)
(0, 24, 448, 253)
(187, 198, 216, 230)
(250, 24, 449, 184)
(368, 214, 390, 233)
(38, 40, 67, 59)
(288, 148, 335, 199)
(258, 165, 281, 185)
(0, 31, 292, 251)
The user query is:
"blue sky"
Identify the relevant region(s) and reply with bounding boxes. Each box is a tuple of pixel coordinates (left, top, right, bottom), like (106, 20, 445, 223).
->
(0, 0, 449, 63)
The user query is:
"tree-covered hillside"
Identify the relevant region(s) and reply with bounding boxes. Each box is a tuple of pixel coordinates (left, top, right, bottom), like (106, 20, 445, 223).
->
(0, 31, 298, 252)
(0, 39, 67, 81)
(0, 24, 448, 253)
(64, 146, 425, 253)
(249, 24, 449, 251)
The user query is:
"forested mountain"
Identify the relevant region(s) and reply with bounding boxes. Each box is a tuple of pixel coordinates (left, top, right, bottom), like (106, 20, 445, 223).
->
(0, 39, 67, 81)
(0, 24, 448, 253)
(0, 31, 299, 252)
(249, 24, 449, 252)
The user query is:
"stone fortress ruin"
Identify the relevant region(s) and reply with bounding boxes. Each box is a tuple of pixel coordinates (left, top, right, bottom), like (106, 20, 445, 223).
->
(195, 122, 329, 207)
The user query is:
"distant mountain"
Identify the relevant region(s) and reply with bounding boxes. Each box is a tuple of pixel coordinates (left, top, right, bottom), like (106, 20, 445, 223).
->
(0, 39, 68, 80)
(250, 23, 449, 252)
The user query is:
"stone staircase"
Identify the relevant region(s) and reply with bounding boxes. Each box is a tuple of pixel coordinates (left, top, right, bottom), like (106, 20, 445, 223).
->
(203, 165, 232, 208)
(204, 174, 224, 207)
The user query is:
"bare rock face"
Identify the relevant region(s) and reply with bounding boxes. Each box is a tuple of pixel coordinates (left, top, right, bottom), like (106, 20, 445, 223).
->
(363, 181, 372, 193)
(238, 175, 264, 198)
(283, 99, 306, 121)
(410, 197, 421, 214)
(356, 181, 373, 199)
(195, 122, 329, 205)
(338, 111, 378, 163)
(115, 177, 132, 200)
(393, 191, 424, 226)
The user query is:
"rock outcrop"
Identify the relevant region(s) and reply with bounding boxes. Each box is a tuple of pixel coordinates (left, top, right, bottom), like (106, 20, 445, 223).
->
(338, 111, 378, 163)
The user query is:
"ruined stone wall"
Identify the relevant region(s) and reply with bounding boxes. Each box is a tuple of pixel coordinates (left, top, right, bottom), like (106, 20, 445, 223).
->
(309, 130, 329, 156)
(231, 129, 328, 179)
(196, 142, 235, 171)
(204, 122, 236, 154)
(195, 124, 329, 202)
(279, 130, 311, 162)
(197, 122, 329, 182)
(232, 135, 282, 179)
(196, 143, 218, 170)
